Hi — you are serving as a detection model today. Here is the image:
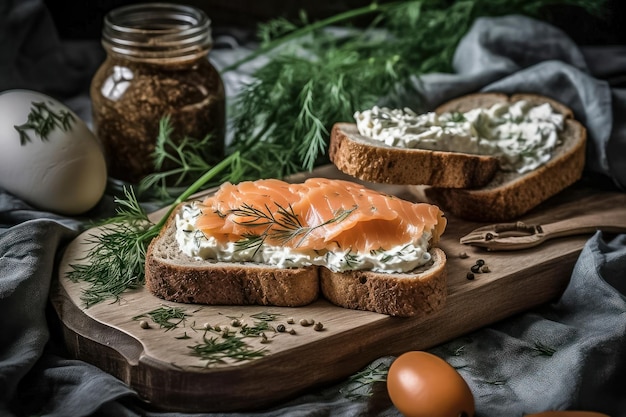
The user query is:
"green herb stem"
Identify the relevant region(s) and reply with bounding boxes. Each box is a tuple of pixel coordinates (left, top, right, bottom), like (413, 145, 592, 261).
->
(221, 1, 402, 73)
(153, 151, 243, 230)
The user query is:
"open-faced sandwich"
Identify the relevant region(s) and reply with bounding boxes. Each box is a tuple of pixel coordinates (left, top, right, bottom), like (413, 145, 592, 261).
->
(330, 93, 587, 221)
(145, 177, 447, 317)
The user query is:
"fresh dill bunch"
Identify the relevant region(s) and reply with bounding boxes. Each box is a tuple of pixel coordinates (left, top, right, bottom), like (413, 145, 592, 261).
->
(228, 31, 415, 174)
(227, 0, 606, 175)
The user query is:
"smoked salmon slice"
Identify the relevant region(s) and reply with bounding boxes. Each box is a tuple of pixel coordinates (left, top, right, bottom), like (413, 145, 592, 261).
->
(195, 178, 446, 253)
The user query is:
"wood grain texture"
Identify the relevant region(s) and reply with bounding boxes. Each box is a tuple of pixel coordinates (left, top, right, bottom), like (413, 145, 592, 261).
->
(50, 166, 626, 413)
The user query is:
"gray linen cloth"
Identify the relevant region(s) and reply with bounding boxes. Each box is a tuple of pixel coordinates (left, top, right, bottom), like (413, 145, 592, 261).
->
(1, 2, 625, 416)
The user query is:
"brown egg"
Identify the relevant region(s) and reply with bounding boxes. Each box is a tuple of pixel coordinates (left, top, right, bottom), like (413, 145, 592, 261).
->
(386, 351, 475, 417)
(525, 412, 611, 417)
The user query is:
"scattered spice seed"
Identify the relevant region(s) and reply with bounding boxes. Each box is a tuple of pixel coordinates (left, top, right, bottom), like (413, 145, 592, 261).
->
(299, 319, 314, 327)
(466, 272, 475, 280)
(286, 317, 295, 324)
(481, 265, 491, 273)
(458, 252, 469, 259)
(476, 259, 485, 267)
(276, 324, 286, 333)
(231, 318, 242, 327)
(470, 264, 481, 274)
(139, 320, 150, 329)
(288, 328, 297, 335)
(313, 322, 324, 331)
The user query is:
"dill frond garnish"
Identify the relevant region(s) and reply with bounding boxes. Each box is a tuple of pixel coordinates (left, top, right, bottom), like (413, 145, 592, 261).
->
(67, 187, 155, 307)
(230, 203, 356, 251)
(188, 334, 267, 366)
(340, 361, 389, 399)
(132, 305, 190, 331)
(249, 311, 283, 322)
(15, 101, 75, 145)
(239, 321, 272, 337)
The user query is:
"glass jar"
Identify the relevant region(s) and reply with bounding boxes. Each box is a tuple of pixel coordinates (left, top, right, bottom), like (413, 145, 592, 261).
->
(90, 3, 225, 185)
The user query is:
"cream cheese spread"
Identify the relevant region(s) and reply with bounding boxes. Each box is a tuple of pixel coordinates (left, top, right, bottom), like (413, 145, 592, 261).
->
(354, 100, 564, 173)
(175, 202, 432, 274)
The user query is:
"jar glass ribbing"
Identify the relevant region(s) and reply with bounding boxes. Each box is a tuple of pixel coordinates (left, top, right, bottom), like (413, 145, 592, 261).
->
(90, 2, 225, 185)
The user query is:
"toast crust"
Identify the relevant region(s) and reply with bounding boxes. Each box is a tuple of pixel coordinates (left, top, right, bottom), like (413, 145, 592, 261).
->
(145, 205, 447, 317)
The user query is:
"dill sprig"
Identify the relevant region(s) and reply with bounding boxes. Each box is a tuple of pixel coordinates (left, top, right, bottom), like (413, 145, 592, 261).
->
(188, 334, 267, 366)
(133, 305, 190, 331)
(340, 362, 389, 399)
(239, 321, 272, 337)
(231, 203, 356, 252)
(138, 117, 263, 201)
(15, 101, 75, 145)
(249, 311, 283, 322)
(67, 187, 155, 307)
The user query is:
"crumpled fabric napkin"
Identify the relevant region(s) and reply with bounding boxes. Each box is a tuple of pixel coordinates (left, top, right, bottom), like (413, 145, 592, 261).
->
(1, 6, 625, 417)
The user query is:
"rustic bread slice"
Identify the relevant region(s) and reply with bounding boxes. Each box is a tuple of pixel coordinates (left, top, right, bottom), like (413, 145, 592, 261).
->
(145, 205, 447, 317)
(424, 93, 586, 222)
(329, 122, 499, 188)
(145, 207, 320, 307)
(320, 247, 446, 318)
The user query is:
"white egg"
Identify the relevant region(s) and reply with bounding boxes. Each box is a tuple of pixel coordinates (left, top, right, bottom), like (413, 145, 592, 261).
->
(0, 89, 107, 215)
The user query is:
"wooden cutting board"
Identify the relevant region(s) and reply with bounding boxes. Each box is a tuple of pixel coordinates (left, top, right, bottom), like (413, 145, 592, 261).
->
(50, 166, 626, 413)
